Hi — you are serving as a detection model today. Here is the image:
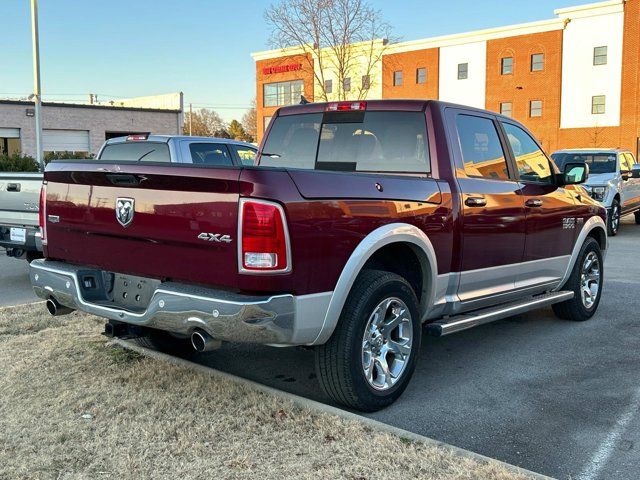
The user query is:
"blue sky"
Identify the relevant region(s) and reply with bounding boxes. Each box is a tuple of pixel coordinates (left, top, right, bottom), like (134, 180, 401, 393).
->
(0, 0, 588, 121)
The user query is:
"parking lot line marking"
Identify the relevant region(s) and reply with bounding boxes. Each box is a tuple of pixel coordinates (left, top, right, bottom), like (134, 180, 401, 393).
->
(577, 386, 640, 480)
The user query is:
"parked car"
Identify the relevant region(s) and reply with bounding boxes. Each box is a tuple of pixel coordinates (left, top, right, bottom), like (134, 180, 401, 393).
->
(0, 135, 257, 261)
(0, 172, 44, 261)
(30, 100, 606, 411)
(97, 134, 257, 166)
(551, 149, 640, 235)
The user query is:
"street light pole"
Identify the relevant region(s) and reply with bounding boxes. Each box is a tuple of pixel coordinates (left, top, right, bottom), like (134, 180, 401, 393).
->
(30, 0, 44, 171)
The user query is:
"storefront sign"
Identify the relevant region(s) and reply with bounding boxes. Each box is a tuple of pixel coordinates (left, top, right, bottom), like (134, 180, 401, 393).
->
(262, 63, 303, 75)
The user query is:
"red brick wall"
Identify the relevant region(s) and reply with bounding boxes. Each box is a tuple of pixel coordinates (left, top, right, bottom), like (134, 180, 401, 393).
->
(256, 53, 315, 142)
(382, 48, 439, 100)
(486, 30, 563, 153)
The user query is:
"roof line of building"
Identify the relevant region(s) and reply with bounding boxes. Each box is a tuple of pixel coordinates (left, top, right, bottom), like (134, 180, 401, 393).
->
(251, 0, 625, 59)
(0, 99, 182, 114)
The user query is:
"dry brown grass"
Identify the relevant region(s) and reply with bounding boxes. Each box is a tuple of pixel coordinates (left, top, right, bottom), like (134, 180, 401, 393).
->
(0, 303, 533, 480)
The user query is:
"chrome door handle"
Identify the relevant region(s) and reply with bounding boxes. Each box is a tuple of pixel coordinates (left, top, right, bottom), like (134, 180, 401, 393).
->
(526, 198, 543, 207)
(465, 197, 487, 207)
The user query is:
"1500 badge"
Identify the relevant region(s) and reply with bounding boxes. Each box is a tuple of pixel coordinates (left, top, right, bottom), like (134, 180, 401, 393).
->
(198, 233, 233, 243)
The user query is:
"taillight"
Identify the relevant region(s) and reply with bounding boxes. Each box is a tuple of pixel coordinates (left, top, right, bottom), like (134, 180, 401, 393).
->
(239, 199, 290, 272)
(38, 184, 47, 243)
(326, 101, 366, 111)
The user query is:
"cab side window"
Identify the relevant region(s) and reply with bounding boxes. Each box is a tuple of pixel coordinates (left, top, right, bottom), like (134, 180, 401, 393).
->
(502, 122, 553, 184)
(233, 145, 257, 166)
(620, 153, 633, 172)
(189, 143, 233, 166)
(456, 114, 510, 180)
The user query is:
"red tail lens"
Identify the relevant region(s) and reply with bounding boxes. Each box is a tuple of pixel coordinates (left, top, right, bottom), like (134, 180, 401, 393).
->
(126, 134, 149, 141)
(240, 200, 289, 272)
(326, 101, 367, 112)
(38, 184, 47, 242)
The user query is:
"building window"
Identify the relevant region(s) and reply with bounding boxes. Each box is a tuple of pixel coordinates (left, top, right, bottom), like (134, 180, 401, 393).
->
(594, 46, 608, 66)
(530, 100, 543, 117)
(324, 79, 333, 94)
(263, 116, 273, 132)
(393, 70, 403, 86)
(263, 80, 304, 107)
(343, 77, 351, 92)
(416, 67, 427, 84)
(531, 53, 544, 72)
(501, 57, 513, 75)
(500, 102, 513, 117)
(592, 95, 606, 114)
(362, 75, 370, 90)
(458, 63, 468, 80)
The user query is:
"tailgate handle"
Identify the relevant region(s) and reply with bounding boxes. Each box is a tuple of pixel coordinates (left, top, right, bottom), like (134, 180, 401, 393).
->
(7, 183, 20, 192)
(106, 174, 142, 186)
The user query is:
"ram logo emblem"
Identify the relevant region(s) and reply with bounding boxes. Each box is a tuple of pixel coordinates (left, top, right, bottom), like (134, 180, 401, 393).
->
(115, 198, 135, 227)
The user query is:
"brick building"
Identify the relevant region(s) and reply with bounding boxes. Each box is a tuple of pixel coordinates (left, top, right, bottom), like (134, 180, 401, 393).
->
(252, 0, 640, 156)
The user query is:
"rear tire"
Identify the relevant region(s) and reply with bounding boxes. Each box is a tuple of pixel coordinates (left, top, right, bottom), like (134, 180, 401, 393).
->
(134, 329, 195, 357)
(552, 237, 603, 322)
(607, 199, 620, 236)
(315, 270, 421, 412)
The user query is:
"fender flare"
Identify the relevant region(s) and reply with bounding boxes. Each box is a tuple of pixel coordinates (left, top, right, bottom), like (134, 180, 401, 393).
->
(555, 215, 607, 290)
(311, 223, 438, 345)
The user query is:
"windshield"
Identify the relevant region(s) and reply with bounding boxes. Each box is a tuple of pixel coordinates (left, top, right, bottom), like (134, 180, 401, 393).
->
(99, 142, 171, 162)
(551, 152, 616, 174)
(260, 111, 430, 174)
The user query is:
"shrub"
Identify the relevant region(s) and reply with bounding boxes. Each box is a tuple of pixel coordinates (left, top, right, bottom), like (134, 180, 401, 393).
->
(0, 153, 40, 172)
(44, 151, 94, 161)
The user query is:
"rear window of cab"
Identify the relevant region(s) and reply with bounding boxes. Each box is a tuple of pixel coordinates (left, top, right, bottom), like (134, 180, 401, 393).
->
(99, 142, 171, 162)
(260, 111, 430, 174)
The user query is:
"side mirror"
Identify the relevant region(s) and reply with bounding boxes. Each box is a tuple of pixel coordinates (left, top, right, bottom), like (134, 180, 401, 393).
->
(632, 164, 640, 179)
(559, 162, 589, 185)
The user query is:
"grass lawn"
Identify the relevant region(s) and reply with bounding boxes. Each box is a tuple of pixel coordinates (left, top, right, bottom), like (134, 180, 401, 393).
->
(0, 303, 533, 480)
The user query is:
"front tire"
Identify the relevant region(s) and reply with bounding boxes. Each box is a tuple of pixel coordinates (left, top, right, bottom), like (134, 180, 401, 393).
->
(608, 199, 621, 236)
(552, 237, 603, 321)
(315, 270, 421, 412)
(634, 211, 640, 225)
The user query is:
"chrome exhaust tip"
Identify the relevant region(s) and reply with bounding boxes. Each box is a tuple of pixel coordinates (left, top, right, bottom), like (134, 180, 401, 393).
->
(191, 329, 221, 352)
(46, 298, 74, 316)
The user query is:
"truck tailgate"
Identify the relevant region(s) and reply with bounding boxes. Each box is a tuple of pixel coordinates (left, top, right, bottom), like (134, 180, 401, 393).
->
(0, 173, 43, 226)
(44, 162, 241, 289)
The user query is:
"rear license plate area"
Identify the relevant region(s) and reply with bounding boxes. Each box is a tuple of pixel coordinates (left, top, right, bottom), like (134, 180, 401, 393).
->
(109, 274, 159, 311)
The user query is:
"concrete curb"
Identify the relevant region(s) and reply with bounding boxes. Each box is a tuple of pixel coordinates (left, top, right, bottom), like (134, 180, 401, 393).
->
(114, 338, 554, 480)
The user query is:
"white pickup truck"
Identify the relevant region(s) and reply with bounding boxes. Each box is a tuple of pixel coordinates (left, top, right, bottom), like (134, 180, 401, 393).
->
(0, 135, 257, 261)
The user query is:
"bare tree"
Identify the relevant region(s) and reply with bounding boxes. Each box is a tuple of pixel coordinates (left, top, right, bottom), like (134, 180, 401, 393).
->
(265, 0, 394, 102)
(183, 108, 228, 137)
(588, 123, 606, 148)
(241, 99, 257, 141)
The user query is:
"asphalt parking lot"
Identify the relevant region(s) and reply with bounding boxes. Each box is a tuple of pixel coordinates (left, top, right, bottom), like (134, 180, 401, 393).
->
(0, 250, 39, 307)
(3, 218, 638, 480)
(193, 216, 640, 480)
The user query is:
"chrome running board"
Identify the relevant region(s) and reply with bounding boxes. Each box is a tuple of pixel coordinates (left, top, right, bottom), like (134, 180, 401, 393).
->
(426, 291, 574, 337)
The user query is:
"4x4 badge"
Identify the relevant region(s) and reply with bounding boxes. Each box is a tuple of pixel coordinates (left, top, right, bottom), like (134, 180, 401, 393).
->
(116, 198, 135, 227)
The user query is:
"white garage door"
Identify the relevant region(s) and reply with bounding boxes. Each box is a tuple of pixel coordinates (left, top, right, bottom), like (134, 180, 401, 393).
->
(0, 128, 20, 138)
(43, 129, 90, 152)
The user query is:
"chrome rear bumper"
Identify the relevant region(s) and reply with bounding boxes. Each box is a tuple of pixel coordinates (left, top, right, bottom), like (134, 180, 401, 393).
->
(29, 259, 332, 346)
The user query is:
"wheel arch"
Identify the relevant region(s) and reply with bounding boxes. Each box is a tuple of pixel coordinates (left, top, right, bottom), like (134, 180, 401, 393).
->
(311, 223, 438, 345)
(555, 216, 607, 291)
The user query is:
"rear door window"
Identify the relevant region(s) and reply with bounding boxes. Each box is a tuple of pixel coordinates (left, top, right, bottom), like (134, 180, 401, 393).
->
(260, 111, 430, 173)
(232, 145, 257, 166)
(99, 142, 170, 162)
(455, 114, 510, 180)
(188, 143, 233, 166)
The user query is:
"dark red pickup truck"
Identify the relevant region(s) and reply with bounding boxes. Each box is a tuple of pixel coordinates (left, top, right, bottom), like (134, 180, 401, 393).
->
(30, 100, 607, 411)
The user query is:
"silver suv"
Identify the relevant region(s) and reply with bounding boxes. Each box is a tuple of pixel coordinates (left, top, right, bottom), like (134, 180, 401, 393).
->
(552, 149, 640, 235)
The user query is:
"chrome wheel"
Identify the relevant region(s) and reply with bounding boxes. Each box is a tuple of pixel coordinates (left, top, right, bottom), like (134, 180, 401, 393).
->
(610, 204, 620, 233)
(361, 297, 413, 391)
(580, 251, 601, 309)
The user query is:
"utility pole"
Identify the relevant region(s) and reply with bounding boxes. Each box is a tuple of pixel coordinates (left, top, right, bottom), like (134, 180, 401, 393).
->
(189, 103, 193, 136)
(30, 0, 44, 171)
